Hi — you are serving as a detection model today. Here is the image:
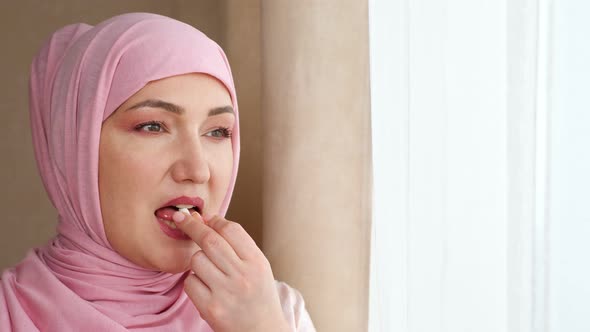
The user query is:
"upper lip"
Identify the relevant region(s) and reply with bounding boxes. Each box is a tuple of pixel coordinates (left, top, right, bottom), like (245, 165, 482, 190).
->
(159, 196, 204, 213)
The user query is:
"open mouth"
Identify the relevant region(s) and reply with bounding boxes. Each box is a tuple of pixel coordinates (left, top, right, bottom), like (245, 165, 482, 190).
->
(154, 205, 201, 229)
(154, 196, 204, 236)
(169, 205, 200, 214)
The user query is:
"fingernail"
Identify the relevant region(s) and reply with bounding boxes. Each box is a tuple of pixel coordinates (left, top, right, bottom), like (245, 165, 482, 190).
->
(172, 211, 186, 223)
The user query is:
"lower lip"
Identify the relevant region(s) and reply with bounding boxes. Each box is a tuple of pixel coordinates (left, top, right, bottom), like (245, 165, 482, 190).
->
(155, 216, 191, 240)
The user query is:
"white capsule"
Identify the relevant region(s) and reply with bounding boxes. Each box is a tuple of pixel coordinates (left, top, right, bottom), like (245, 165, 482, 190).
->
(179, 207, 191, 216)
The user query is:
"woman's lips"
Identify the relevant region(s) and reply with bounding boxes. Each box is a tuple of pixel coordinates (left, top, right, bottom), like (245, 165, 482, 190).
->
(159, 196, 204, 212)
(155, 207, 191, 240)
(155, 207, 177, 221)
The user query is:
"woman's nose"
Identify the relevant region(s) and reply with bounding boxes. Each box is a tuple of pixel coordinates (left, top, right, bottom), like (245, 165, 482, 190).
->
(170, 138, 210, 184)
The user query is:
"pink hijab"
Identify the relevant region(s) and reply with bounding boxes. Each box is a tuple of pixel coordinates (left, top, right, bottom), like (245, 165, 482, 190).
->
(0, 13, 240, 331)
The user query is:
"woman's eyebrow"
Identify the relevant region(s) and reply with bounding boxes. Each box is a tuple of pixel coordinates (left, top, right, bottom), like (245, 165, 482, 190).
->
(125, 99, 234, 117)
(207, 105, 234, 117)
(126, 99, 184, 114)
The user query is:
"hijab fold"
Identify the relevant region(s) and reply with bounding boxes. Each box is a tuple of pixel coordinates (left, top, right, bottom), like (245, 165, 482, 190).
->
(0, 13, 240, 331)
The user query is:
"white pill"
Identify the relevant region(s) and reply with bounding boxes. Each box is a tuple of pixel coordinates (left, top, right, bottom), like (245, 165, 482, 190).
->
(179, 207, 191, 215)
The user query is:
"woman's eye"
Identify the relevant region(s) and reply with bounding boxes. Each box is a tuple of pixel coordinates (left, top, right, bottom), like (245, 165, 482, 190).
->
(206, 127, 232, 139)
(135, 121, 164, 133)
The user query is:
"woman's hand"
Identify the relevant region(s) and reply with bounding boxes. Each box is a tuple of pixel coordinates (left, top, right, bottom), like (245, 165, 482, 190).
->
(172, 211, 290, 332)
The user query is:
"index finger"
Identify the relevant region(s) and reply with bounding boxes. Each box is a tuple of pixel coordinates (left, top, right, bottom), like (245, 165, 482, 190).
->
(172, 210, 241, 274)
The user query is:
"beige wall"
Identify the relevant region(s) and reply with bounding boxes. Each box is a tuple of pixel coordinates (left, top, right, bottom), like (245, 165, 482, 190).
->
(0, 0, 263, 269)
(220, 0, 264, 256)
(260, 2, 371, 331)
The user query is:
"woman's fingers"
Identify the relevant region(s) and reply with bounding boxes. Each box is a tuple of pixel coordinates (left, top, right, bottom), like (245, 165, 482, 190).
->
(173, 212, 287, 331)
(184, 272, 212, 310)
(173, 211, 241, 275)
(190, 249, 227, 288)
(206, 215, 262, 261)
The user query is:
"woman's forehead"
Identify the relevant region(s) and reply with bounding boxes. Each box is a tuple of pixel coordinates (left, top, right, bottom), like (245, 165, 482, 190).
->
(119, 73, 233, 113)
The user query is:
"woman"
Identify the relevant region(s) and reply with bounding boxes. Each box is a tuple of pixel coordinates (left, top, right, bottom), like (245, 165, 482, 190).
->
(0, 12, 315, 331)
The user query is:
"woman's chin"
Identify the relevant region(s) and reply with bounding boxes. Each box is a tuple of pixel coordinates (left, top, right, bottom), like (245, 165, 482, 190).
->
(146, 242, 199, 273)
(157, 262, 191, 274)
(150, 255, 193, 274)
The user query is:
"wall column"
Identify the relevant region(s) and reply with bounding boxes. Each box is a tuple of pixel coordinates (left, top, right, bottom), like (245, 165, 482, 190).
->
(260, 2, 372, 331)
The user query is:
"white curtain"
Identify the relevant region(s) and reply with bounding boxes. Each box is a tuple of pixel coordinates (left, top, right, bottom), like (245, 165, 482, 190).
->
(368, 0, 555, 331)
(547, 1, 590, 331)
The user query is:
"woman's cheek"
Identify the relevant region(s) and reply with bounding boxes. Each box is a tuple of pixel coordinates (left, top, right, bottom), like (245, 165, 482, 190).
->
(123, 150, 166, 189)
(207, 143, 234, 196)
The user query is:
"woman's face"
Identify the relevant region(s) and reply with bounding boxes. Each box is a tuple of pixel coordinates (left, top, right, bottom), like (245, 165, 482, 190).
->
(99, 73, 235, 274)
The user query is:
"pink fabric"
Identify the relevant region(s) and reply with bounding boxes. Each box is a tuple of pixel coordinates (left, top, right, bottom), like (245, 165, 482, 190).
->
(0, 13, 242, 331)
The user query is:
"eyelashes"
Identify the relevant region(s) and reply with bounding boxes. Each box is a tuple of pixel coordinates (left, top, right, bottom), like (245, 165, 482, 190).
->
(206, 127, 233, 139)
(134, 121, 233, 139)
(135, 120, 165, 133)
